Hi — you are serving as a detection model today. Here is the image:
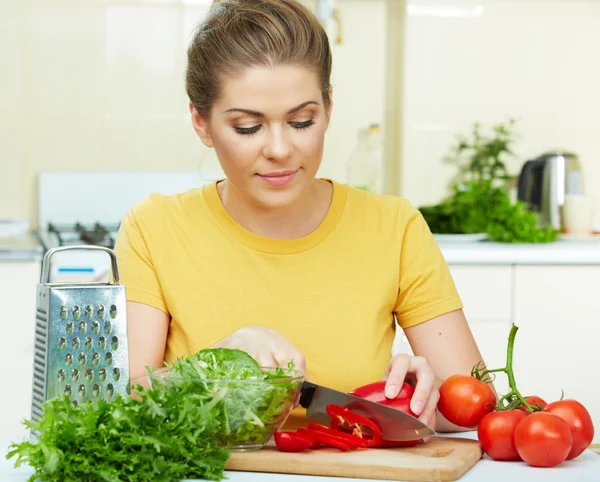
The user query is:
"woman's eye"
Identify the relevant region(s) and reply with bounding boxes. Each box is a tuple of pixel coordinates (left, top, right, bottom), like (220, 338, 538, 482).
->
(290, 119, 315, 130)
(234, 125, 261, 136)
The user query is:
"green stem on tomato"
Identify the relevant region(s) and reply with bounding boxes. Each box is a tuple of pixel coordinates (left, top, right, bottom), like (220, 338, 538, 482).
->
(476, 323, 535, 413)
(498, 391, 514, 406)
(504, 324, 534, 412)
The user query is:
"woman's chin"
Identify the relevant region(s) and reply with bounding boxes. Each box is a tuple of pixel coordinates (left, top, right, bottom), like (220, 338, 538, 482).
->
(250, 177, 308, 210)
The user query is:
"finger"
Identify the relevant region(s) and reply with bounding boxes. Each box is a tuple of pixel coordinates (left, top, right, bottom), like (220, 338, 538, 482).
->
(420, 410, 438, 443)
(256, 351, 277, 369)
(384, 355, 410, 399)
(418, 387, 440, 427)
(408, 357, 435, 416)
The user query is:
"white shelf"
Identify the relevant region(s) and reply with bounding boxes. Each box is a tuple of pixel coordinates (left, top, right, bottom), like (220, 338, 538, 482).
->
(438, 239, 600, 265)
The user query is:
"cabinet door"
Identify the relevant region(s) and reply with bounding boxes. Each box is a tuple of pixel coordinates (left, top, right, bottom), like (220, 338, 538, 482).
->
(513, 265, 600, 443)
(0, 261, 41, 438)
(449, 265, 513, 322)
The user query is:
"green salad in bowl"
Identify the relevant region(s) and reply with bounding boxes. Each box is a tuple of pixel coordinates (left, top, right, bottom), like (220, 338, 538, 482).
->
(148, 348, 304, 451)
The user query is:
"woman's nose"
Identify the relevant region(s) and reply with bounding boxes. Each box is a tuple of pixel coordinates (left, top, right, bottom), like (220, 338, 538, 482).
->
(262, 125, 292, 162)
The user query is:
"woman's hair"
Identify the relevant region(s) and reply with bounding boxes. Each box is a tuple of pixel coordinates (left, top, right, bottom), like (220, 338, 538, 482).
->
(186, 0, 332, 118)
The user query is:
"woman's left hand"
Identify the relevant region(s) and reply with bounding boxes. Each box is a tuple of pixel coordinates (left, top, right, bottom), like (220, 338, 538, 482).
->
(383, 354, 439, 429)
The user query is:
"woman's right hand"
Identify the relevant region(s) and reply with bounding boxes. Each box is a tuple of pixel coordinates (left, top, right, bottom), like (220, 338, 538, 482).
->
(210, 325, 309, 377)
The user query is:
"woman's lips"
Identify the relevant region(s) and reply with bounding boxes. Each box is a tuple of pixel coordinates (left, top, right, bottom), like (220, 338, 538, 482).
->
(257, 169, 298, 187)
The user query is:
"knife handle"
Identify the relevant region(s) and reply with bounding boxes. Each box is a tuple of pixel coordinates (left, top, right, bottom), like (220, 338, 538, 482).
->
(299, 381, 317, 409)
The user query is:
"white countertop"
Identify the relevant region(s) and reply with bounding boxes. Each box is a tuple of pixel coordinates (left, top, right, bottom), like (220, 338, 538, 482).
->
(2, 429, 599, 482)
(0, 233, 43, 262)
(437, 237, 600, 265)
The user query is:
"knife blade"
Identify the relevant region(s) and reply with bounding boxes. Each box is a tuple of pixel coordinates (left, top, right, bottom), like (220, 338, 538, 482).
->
(298, 381, 436, 441)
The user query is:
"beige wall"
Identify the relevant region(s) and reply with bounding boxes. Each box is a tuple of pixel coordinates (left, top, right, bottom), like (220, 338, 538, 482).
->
(0, 0, 387, 226)
(400, 0, 600, 210)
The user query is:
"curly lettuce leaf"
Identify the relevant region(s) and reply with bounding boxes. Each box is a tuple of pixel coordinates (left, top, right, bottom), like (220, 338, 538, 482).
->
(6, 381, 229, 482)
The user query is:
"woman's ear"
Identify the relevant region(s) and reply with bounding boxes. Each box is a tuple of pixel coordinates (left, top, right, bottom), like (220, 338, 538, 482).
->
(189, 102, 214, 148)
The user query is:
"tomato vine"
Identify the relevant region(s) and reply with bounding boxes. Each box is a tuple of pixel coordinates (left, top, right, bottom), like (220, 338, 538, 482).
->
(472, 323, 539, 413)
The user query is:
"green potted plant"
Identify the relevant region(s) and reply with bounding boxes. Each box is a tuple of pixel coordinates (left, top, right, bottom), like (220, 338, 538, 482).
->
(418, 119, 558, 243)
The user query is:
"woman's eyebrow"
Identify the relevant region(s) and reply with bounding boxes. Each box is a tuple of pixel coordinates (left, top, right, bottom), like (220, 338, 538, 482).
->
(224, 100, 319, 117)
(287, 100, 319, 113)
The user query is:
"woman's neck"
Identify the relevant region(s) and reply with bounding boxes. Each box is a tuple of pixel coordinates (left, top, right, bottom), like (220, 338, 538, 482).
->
(217, 179, 333, 240)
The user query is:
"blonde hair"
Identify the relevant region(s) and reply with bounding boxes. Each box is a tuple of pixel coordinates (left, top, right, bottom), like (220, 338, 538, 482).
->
(185, 0, 332, 118)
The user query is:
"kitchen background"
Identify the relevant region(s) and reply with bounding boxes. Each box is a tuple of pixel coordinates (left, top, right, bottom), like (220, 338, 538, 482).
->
(2, 0, 600, 222)
(2, 0, 600, 446)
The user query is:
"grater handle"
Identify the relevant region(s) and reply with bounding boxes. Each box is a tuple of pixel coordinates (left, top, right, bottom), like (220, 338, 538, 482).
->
(40, 245, 121, 285)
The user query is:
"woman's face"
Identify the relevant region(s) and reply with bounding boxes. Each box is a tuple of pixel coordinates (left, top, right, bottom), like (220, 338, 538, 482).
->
(191, 64, 332, 210)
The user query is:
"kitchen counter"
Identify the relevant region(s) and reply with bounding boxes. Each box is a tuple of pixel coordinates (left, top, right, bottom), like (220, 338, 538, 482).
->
(436, 236, 600, 265)
(0, 233, 43, 262)
(1, 430, 599, 481)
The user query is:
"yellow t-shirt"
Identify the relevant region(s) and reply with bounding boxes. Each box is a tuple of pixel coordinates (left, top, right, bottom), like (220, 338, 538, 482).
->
(114, 179, 462, 426)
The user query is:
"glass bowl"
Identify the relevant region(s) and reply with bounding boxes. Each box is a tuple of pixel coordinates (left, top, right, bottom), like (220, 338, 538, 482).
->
(147, 366, 304, 451)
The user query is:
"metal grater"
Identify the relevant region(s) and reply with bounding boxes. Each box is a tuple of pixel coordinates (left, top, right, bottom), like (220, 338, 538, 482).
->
(30, 245, 130, 436)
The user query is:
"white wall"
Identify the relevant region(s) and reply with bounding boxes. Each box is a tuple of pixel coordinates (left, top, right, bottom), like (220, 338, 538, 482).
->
(0, 0, 386, 225)
(400, 0, 600, 210)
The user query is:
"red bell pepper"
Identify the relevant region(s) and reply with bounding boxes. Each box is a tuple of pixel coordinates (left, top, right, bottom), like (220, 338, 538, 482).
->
(349, 381, 417, 417)
(306, 423, 370, 448)
(274, 431, 313, 452)
(348, 381, 421, 447)
(296, 427, 356, 451)
(325, 404, 383, 446)
(273, 381, 425, 453)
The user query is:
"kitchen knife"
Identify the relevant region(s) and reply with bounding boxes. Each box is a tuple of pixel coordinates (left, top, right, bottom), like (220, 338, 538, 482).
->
(298, 381, 436, 441)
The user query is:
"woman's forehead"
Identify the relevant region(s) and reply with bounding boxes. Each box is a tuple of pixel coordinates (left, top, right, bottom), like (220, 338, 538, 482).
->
(217, 65, 322, 114)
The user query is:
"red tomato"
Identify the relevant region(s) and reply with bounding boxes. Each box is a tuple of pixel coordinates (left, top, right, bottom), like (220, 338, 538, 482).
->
(543, 399, 595, 459)
(514, 412, 573, 467)
(437, 375, 496, 427)
(477, 410, 527, 461)
(349, 381, 417, 417)
(274, 432, 313, 452)
(517, 395, 548, 412)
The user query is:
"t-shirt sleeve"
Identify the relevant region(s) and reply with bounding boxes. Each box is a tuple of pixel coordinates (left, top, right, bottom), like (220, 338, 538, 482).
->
(114, 200, 169, 315)
(393, 201, 463, 329)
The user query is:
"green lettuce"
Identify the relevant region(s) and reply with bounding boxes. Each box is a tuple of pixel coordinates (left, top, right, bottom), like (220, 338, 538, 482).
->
(6, 348, 302, 481)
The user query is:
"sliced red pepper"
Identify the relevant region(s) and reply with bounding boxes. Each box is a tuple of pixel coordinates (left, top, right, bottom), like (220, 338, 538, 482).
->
(274, 432, 313, 452)
(296, 427, 353, 451)
(326, 404, 383, 446)
(306, 423, 370, 448)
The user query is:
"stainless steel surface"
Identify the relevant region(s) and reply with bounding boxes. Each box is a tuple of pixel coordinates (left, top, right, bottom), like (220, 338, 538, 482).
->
(300, 382, 435, 441)
(517, 150, 583, 231)
(30, 246, 129, 440)
(40, 245, 120, 285)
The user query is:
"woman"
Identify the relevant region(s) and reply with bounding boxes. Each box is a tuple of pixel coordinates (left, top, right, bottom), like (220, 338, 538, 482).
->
(114, 0, 487, 433)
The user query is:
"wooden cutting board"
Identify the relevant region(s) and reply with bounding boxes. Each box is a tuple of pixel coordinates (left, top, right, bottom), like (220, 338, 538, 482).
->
(226, 436, 482, 482)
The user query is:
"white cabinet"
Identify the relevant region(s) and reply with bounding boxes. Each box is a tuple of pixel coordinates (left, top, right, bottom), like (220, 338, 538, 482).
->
(512, 266, 600, 442)
(449, 265, 513, 395)
(0, 261, 41, 439)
